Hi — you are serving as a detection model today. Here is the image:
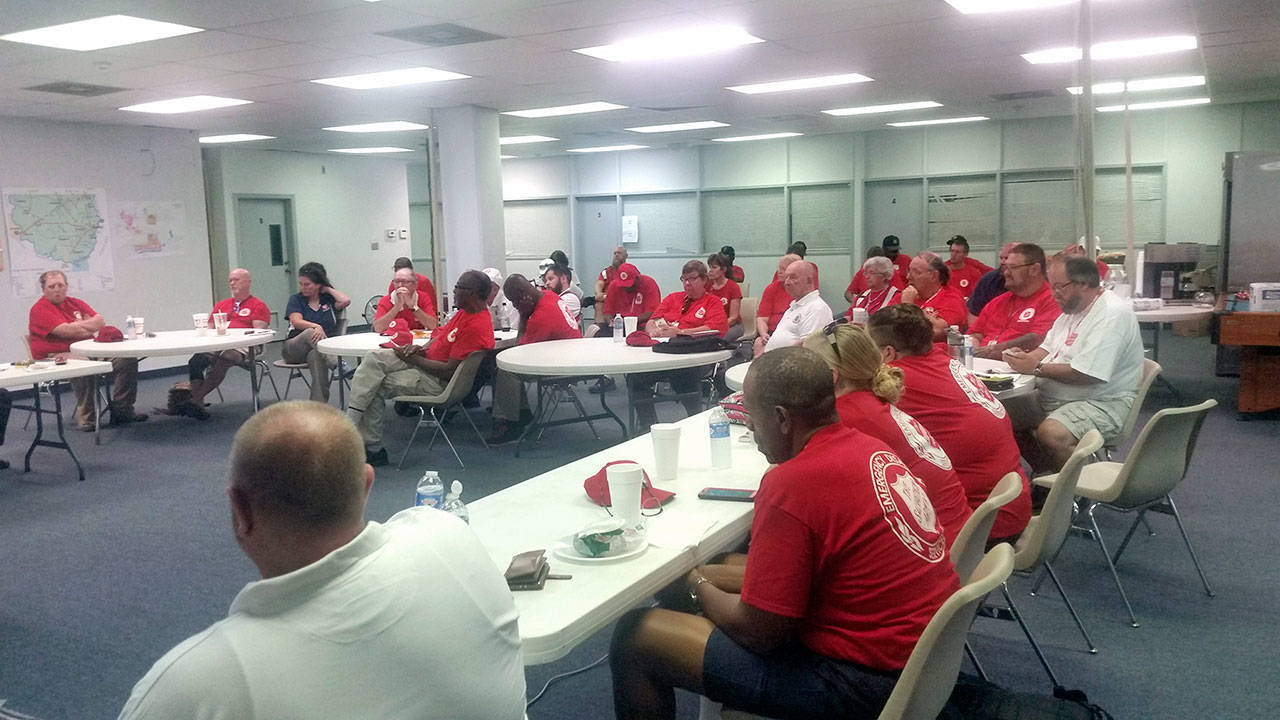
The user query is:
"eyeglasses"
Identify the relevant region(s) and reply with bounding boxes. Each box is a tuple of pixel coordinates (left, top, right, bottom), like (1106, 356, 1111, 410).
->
(1050, 280, 1079, 292)
(680, 275, 702, 284)
(1004, 262, 1035, 271)
(823, 316, 850, 359)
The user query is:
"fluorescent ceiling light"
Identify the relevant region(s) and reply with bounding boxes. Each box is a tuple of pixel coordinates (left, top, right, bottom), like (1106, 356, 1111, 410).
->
(502, 102, 626, 118)
(0, 14, 203, 51)
(574, 25, 763, 62)
(823, 100, 943, 116)
(199, 134, 275, 144)
(312, 67, 469, 89)
(329, 147, 414, 154)
(1097, 97, 1210, 112)
(726, 73, 873, 95)
(626, 121, 728, 133)
(711, 132, 802, 143)
(120, 95, 251, 114)
(1068, 75, 1205, 95)
(500, 155, 517, 160)
(1023, 35, 1197, 64)
(887, 116, 989, 127)
(566, 144, 649, 153)
(945, 0, 1076, 13)
(499, 135, 558, 145)
(323, 121, 428, 133)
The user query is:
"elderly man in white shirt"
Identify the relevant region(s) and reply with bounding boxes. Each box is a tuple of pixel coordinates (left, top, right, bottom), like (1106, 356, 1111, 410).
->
(756, 260, 833, 356)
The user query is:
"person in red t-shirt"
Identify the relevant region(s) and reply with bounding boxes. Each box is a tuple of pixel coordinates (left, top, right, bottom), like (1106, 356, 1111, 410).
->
(753, 253, 802, 343)
(843, 246, 886, 303)
(718, 244, 746, 284)
(881, 235, 912, 290)
(868, 304, 1030, 541)
(593, 245, 629, 310)
(611, 348, 959, 718)
(803, 322, 972, 550)
(345, 270, 495, 466)
(373, 268, 438, 333)
(596, 262, 660, 337)
(706, 252, 744, 341)
(27, 269, 146, 430)
(489, 276, 581, 444)
(944, 235, 993, 303)
(902, 251, 969, 339)
(843, 256, 902, 320)
(384, 257, 437, 310)
(970, 243, 1061, 359)
(174, 268, 273, 419)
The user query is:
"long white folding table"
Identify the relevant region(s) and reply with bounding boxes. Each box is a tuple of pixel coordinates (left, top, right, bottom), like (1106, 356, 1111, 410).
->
(1133, 304, 1213, 362)
(467, 408, 767, 665)
(0, 360, 112, 481)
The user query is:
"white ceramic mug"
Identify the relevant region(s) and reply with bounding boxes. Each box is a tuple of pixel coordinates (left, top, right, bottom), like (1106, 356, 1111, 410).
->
(606, 462, 645, 530)
(650, 423, 681, 482)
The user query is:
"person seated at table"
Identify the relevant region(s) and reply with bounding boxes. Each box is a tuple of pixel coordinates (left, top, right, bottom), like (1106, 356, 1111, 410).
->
(628, 260, 729, 430)
(548, 250, 585, 303)
(488, 274, 582, 445)
(542, 262, 581, 322)
(901, 251, 968, 341)
(0, 388, 10, 470)
(283, 262, 351, 403)
(595, 262, 660, 337)
(868, 304, 1030, 542)
(374, 267, 438, 334)
(705, 252, 743, 342)
(346, 270, 495, 466)
(753, 253, 801, 348)
(610, 347, 958, 720)
(384, 256, 437, 307)
(718, 245, 745, 284)
(482, 268, 521, 332)
(968, 243, 1060, 360)
(171, 268, 272, 420)
(967, 241, 1019, 320)
(755, 260, 831, 357)
(843, 246, 885, 303)
(880, 234, 912, 289)
(803, 321, 971, 549)
(782, 240, 819, 286)
(118, 401, 526, 720)
(844, 255, 901, 319)
(943, 235, 992, 303)
(594, 245, 629, 310)
(1002, 256, 1143, 473)
(28, 269, 146, 431)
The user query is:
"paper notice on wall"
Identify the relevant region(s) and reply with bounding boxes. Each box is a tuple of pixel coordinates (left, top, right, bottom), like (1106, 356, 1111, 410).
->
(621, 214, 638, 244)
(112, 201, 184, 259)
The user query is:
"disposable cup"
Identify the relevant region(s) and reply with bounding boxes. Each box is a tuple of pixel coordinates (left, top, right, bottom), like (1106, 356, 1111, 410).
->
(134, 317, 145, 336)
(650, 423, 681, 482)
(606, 463, 645, 531)
(213, 312, 229, 335)
(624, 316, 638, 335)
(193, 313, 208, 335)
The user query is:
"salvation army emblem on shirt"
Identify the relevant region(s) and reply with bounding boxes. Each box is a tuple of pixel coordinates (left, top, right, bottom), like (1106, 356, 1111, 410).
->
(448, 328, 459, 342)
(1018, 307, 1035, 322)
(870, 450, 945, 563)
(948, 359, 1006, 419)
(74, 311, 83, 320)
(960, 279, 970, 288)
(238, 308, 250, 316)
(889, 405, 952, 471)
(695, 307, 706, 319)
(633, 294, 643, 305)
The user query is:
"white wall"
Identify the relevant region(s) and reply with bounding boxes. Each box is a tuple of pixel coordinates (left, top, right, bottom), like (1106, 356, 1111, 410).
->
(0, 118, 210, 370)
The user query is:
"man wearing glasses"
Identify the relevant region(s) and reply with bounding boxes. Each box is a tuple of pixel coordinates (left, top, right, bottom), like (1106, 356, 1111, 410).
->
(1003, 256, 1143, 472)
(373, 267, 438, 333)
(968, 243, 1060, 359)
(755, 260, 832, 357)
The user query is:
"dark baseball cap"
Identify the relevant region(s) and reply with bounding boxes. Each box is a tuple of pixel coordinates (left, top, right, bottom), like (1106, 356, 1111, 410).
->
(882, 235, 901, 250)
(947, 235, 969, 249)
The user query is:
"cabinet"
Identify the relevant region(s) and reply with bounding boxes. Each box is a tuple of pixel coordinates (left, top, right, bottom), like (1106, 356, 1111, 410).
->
(1217, 312, 1280, 413)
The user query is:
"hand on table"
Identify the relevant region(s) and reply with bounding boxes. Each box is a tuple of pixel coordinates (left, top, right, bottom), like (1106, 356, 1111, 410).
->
(1001, 348, 1037, 374)
(973, 344, 1001, 360)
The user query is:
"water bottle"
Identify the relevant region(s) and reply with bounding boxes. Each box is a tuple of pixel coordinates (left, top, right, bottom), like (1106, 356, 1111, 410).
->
(612, 313, 624, 342)
(124, 315, 136, 340)
(440, 480, 469, 524)
(946, 325, 962, 360)
(709, 406, 731, 469)
(962, 334, 974, 371)
(414, 470, 444, 510)
(500, 300, 512, 331)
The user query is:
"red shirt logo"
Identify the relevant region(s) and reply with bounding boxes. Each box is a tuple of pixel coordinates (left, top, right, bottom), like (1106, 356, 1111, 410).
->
(1018, 307, 1035, 322)
(870, 450, 945, 563)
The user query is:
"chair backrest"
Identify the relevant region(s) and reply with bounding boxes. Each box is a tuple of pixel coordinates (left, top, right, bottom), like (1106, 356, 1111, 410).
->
(1109, 358, 1162, 450)
(1014, 430, 1103, 572)
(334, 306, 348, 337)
(1107, 399, 1216, 509)
(362, 295, 383, 326)
(739, 297, 759, 340)
(436, 351, 487, 406)
(879, 543, 1015, 720)
(583, 322, 602, 338)
(949, 472, 1021, 582)
(21, 334, 36, 361)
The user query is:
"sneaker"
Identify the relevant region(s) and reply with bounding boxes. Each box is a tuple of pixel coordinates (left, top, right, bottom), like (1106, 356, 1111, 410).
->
(77, 422, 96, 432)
(365, 448, 389, 467)
(487, 422, 522, 446)
(0, 459, 10, 470)
(110, 410, 149, 426)
(181, 401, 211, 421)
(589, 376, 615, 394)
(461, 394, 480, 409)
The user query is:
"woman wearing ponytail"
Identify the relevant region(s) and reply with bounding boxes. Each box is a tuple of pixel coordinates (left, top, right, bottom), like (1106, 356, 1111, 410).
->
(803, 320, 971, 549)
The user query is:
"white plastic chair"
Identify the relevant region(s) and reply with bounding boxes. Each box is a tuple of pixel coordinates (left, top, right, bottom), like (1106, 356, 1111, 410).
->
(1102, 358, 1161, 460)
(392, 351, 489, 469)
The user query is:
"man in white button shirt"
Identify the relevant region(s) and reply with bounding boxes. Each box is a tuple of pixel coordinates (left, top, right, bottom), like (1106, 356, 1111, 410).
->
(756, 260, 833, 357)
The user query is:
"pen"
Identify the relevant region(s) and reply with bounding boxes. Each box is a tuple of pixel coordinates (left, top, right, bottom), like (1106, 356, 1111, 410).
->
(547, 574, 573, 580)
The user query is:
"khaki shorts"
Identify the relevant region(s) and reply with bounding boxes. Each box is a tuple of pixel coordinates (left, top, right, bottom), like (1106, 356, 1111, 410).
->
(1042, 396, 1132, 441)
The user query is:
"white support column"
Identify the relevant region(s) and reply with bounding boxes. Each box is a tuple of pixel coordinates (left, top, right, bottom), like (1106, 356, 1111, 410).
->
(433, 105, 506, 286)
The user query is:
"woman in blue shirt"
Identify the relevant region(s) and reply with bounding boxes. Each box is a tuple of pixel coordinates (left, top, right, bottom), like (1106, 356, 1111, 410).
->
(282, 262, 351, 402)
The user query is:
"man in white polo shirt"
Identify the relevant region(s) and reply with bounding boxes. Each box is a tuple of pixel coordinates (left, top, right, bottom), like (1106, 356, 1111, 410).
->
(756, 260, 832, 356)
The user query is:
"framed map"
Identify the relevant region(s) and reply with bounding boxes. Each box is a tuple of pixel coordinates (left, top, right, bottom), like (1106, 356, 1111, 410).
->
(4, 187, 115, 296)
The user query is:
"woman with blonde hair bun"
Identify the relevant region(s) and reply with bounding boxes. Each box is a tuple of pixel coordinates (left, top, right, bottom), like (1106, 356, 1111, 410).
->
(803, 319, 971, 549)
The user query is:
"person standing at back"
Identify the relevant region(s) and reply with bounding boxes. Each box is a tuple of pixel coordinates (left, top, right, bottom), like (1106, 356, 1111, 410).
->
(594, 245, 629, 309)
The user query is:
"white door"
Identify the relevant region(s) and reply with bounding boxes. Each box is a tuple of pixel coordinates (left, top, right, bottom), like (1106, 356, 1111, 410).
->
(235, 198, 294, 322)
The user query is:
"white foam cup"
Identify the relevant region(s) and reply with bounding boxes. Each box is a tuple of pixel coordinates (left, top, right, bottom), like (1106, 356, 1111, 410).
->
(193, 313, 208, 335)
(650, 423, 681, 482)
(624, 316, 639, 335)
(606, 462, 646, 530)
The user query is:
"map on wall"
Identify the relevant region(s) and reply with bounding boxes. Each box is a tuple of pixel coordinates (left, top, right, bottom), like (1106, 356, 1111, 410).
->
(4, 187, 115, 297)
(111, 201, 184, 258)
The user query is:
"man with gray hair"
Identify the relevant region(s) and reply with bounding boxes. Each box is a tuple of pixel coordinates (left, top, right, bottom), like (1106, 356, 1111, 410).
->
(901, 251, 968, 339)
(757, 259, 832, 356)
(119, 401, 525, 720)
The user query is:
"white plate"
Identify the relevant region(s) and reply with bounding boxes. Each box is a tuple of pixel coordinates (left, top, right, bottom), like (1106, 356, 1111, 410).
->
(552, 535, 649, 564)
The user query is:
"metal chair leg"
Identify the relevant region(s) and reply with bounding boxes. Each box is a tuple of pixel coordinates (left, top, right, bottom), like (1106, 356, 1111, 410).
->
(256, 361, 281, 401)
(1001, 583, 1062, 689)
(397, 406, 427, 469)
(964, 642, 990, 681)
(428, 409, 464, 468)
(565, 385, 599, 440)
(1088, 506, 1141, 628)
(1164, 495, 1215, 597)
(1043, 560, 1098, 653)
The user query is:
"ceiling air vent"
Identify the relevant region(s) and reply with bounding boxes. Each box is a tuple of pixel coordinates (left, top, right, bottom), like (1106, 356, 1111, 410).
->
(24, 81, 127, 97)
(990, 89, 1058, 102)
(377, 23, 504, 47)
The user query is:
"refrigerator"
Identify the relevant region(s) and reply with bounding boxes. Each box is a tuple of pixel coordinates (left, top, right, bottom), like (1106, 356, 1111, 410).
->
(1220, 152, 1280, 293)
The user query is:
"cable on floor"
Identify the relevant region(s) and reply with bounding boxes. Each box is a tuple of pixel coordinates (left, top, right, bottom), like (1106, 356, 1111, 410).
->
(525, 652, 610, 709)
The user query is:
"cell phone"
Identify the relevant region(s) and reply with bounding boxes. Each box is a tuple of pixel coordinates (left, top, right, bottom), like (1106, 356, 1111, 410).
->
(698, 487, 756, 502)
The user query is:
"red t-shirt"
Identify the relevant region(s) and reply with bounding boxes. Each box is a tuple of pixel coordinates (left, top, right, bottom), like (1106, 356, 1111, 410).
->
(846, 286, 902, 319)
(742, 424, 959, 670)
(756, 280, 789, 334)
(425, 309, 494, 362)
(846, 268, 870, 297)
(375, 290, 436, 331)
(835, 391, 971, 549)
(887, 254, 911, 290)
(890, 348, 1030, 539)
(705, 279, 743, 320)
(29, 296, 97, 358)
(385, 272, 437, 307)
(730, 265, 745, 283)
(602, 274, 660, 318)
(947, 258, 992, 301)
(598, 265, 618, 288)
(521, 290, 580, 344)
(969, 283, 1061, 347)
(651, 291, 729, 337)
(917, 285, 969, 331)
(211, 295, 271, 330)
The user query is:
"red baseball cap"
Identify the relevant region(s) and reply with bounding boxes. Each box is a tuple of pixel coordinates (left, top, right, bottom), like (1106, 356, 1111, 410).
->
(379, 319, 402, 335)
(379, 329, 413, 349)
(94, 326, 124, 342)
(613, 263, 640, 290)
(625, 330, 658, 347)
(583, 460, 675, 509)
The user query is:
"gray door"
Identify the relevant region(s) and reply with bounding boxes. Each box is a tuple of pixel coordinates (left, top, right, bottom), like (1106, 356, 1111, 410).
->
(575, 196, 620, 299)
(865, 180, 924, 256)
(235, 197, 294, 321)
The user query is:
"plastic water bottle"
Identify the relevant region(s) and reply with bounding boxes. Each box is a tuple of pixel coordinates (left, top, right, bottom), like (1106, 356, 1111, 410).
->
(612, 313, 624, 342)
(440, 480, 469, 524)
(709, 406, 731, 469)
(124, 316, 136, 340)
(500, 300, 512, 331)
(946, 325, 962, 360)
(414, 470, 444, 510)
(962, 334, 974, 370)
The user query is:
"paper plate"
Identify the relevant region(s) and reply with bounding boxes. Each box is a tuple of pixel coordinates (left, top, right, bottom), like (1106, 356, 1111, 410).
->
(552, 535, 648, 564)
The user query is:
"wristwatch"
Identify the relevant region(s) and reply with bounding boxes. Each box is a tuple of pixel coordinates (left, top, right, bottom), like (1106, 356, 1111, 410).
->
(1033, 360, 1045, 377)
(689, 575, 713, 605)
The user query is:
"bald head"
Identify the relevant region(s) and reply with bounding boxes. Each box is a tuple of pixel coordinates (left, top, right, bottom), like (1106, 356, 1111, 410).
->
(744, 347, 837, 464)
(228, 268, 252, 300)
(782, 259, 816, 299)
(230, 401, 367, 531)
